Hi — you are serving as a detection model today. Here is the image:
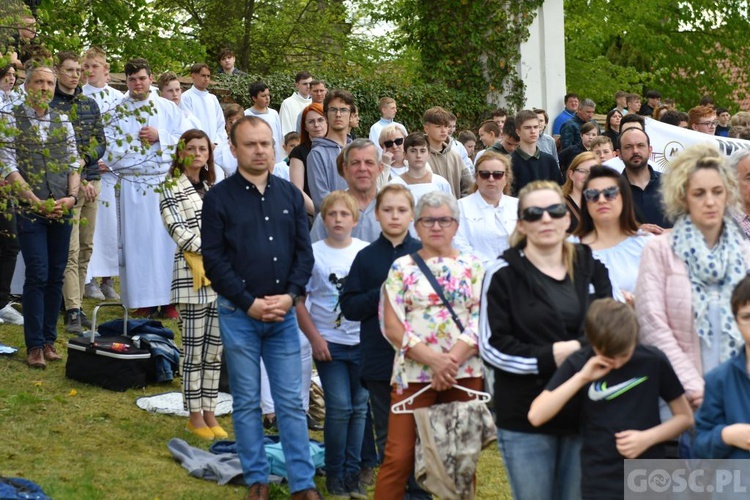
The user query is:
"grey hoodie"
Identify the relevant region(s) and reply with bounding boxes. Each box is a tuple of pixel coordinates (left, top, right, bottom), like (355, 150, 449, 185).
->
(307, 136, 350, 212)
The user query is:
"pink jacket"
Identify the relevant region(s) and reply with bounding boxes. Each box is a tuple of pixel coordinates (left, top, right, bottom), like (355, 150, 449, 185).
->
(636, 234, 750, 398)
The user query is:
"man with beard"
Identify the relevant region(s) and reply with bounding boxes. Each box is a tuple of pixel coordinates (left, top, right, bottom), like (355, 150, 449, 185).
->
(618, 127, 670, 233)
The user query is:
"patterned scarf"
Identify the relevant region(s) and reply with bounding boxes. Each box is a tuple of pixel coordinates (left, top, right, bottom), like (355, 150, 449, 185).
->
(670, 215, 746, 362)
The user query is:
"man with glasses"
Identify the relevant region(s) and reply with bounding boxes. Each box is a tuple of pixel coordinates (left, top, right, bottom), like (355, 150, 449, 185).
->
(50, 51, 106, 334)
(618, 127, 671, 233)
(510, 110, 563, 195)
(307, 90, 355, 212)
(688, 105, 718, 136)
(280, 71, 313, 136)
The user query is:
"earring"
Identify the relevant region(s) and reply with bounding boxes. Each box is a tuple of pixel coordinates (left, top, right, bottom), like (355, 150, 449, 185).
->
(204, 164, 209, 171)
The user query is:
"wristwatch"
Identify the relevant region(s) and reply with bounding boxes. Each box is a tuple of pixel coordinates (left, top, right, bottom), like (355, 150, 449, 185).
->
(67, 194, 79, 205)
(288, 293, 301, 306)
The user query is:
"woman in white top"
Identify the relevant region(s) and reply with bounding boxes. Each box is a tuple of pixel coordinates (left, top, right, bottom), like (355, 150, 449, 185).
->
(389, 132, 451, 207)
(573, 166, 649, 304)
(454, 152, 518, 266)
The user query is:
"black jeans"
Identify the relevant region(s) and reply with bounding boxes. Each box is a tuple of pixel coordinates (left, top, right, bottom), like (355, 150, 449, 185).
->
(0, 207, 19, 309)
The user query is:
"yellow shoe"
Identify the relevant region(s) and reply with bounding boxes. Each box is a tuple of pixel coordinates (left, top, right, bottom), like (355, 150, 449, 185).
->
(210, 425, 229, 439)
(187, 422, 215, 440)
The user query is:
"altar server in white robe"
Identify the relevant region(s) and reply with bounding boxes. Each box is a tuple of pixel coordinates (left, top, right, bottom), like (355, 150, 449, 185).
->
(179, 63, 227, 146)
(81, 47, 123, 286)
(106, 58, 190, 310)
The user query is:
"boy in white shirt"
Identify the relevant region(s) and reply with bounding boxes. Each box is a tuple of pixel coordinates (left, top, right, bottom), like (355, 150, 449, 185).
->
(296, 191, 370, 499)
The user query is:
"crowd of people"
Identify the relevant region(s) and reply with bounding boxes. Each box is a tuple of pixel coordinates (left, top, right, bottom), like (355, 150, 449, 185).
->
(5, 14, 750, 499)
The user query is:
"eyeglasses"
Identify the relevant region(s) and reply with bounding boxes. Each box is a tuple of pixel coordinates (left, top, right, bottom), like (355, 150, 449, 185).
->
(328, 107, 350, 115)
(477, 170, 506, 180)
(383, 137, 404, 148)
(417, 216, 457, 228)
(573, 168, 591, 176)
(519, 204, 568, 222)
(583, 186, 620, 202)
(697, 121, 718, 127)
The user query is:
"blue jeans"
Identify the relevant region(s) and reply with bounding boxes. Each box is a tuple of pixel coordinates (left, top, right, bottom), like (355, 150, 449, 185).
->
(315, 342, 369, 480)
(16, 211, 73, 350)
(216, 296, 315, 492)
(497, 429, 582, 500)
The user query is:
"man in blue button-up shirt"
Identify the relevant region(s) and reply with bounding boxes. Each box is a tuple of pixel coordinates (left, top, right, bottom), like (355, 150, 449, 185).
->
(202, 116, 320, 499)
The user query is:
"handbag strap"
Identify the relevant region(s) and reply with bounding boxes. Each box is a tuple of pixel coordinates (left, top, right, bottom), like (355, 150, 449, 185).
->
(410, 252, 465, 333)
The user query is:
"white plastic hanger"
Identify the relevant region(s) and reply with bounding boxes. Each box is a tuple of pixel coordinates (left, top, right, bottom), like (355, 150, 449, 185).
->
(391, 384, 492, 414)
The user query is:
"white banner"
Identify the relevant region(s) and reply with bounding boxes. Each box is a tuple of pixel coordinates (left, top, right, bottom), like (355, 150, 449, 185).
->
(645, 117, 750, 171)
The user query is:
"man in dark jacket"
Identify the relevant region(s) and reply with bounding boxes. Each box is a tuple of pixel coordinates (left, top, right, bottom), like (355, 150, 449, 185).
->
(559, 98, 597, 149)
(50, 51, 106, 334)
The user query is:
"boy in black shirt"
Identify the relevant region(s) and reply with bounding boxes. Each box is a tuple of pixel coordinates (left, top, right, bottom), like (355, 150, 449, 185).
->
(528, 299, 693, 500)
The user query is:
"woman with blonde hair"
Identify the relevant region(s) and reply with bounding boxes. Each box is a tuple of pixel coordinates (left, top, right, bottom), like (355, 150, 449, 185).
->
(562, 152, 599, 232)
(454, 152, 518, 267)
(637, 144, 750, 431)
(481, 180, 612, 499)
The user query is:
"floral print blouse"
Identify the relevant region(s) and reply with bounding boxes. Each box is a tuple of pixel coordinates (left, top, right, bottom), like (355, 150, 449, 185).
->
(380, 252, 485, 392)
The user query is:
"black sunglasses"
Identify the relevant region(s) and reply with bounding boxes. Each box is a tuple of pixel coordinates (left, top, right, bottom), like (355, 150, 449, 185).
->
(477, 170, 506, 180)
(583, 186, 620, 203)
(520, 204, 568, 222)
(383, 137, 404, 148)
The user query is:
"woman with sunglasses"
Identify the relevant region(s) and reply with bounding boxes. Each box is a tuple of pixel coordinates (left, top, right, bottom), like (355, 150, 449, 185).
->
(454, 152, 518, 267)
(375, 190, 485, 498)
(562, 152, 599, 233)
(377, 124, 409, 186)
(573, 166, 650, 304)
(636, 144, 750, 430)
(481, 180, 612, 500)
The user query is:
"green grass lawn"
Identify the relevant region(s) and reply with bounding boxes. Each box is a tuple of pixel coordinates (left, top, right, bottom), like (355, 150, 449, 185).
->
(0, 296, 511, 499)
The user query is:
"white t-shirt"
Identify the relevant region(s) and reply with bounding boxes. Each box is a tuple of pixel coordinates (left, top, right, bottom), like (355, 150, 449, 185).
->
(306, 238, 369, 345)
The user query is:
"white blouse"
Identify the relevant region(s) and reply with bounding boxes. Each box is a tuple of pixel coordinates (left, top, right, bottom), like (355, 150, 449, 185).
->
(454, 191, 519, 267)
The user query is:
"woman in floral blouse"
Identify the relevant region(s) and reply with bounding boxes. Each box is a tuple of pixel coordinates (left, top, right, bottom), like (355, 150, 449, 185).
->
(373, 190, 485, 499)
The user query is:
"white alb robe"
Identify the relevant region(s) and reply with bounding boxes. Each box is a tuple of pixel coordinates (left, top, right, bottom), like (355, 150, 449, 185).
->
(83, 83, 125, 279)
(279, 92, 311, 136)
(106, 94, 189, 308)
(244, 107, 285, 163)
(180, 86, 227, 145)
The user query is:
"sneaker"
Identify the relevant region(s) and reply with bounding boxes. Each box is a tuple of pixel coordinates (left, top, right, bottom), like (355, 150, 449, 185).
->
(79, 310, 92, 329)
(325, 477, 349, 499)
(84, 281, 106, 300)
(345, 473, 368, 499)
(307, 413, 324, 431)
(359, 466, 376, 486)
(0, 303, 23, 325)
(100, 280, 120, 301)
(65, 309, 83, 334)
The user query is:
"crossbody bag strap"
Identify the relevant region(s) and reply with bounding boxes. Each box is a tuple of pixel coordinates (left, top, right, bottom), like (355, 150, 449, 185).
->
(410, 252, 465, 333)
